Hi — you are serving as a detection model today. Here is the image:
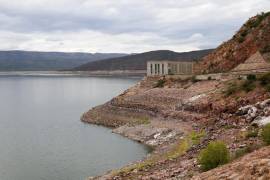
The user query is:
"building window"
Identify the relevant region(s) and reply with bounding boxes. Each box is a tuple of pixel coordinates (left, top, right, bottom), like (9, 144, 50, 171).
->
(157, 64, 160, 74)
(162, 64, 164, 74)
(155, 64, 157, 74)
(150, 64, 153, 74)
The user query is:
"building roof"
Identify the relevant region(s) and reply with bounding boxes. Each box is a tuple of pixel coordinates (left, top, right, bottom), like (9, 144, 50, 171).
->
(232, 51, 270, 72)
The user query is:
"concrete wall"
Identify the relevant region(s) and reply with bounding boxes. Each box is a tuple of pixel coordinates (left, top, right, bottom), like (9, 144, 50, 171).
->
(147, 61, 169, 76)
(168, 62, 193, 75)
(147, 61, 193, 76)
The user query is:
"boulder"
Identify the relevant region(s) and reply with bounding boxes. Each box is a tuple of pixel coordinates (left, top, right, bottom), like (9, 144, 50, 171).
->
(259, 99, 270, 109)
(252, 116, 270, 126)
(236, 105, 254, 116)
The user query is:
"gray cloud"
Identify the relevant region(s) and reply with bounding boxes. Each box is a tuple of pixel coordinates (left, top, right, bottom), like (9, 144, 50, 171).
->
(0, 0, 269, 53)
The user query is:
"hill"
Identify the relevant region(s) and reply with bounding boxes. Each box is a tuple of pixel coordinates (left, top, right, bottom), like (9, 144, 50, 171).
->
(200, 11, 270, 73)
(73, 49, 213, 71)
(0, 51, 127, 71)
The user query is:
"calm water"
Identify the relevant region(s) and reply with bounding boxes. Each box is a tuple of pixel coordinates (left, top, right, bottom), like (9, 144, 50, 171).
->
(0, 76, 149, 180)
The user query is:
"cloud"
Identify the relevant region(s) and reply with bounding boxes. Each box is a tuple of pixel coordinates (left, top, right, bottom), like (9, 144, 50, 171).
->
(0, 0, 269, 53)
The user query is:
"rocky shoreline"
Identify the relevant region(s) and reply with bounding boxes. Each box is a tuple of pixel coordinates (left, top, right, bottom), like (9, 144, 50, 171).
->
(82, 75, 270, 180)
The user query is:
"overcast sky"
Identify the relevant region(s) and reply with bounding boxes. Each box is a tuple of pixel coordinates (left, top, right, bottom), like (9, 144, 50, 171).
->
(0, 0, 269, 53)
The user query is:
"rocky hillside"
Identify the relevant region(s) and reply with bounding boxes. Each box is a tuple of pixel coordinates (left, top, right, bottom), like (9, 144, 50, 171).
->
(83, 72, 270, 180)
(73, 49, 213, 71)
(200, 12, 270, 73)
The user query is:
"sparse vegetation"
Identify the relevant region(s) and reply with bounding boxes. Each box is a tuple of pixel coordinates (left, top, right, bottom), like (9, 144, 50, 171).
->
(166, 139, 189, 160)
(189, 130, 206, 145)
(247, 74, 257, 81)
(238, 36, 245, 43)
(224, 74, 260, 96)
(135, 116, 150, 125)
(233, 148, 248, 159)
(154, 79, 166, 88)
(246, 129, 259, 138)
(232, 144, 261, 160)
(259, 72, 270, 86)
(166, 131, 205, 160)
(246, 12, 270, 29)
(261, 123, 270, 145)
(241, 79, 256, 92)
(225, 82, 238, 96)
(198, 141, 230, 171)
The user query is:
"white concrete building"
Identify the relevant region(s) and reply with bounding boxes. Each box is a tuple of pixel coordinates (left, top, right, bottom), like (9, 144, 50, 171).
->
(147, 61, 194, 76)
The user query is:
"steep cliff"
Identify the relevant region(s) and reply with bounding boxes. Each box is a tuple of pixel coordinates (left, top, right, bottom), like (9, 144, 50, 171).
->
(200, 12, 270, 73)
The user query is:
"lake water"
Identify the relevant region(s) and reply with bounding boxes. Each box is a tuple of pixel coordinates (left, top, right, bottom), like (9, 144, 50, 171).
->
(0, 75, 149, 180)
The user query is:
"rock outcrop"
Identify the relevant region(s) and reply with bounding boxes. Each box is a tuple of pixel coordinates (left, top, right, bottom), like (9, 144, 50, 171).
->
(199, 12, 270, 74)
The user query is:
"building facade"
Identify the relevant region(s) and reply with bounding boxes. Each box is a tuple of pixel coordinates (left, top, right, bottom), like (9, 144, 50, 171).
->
(147, 61, 194, 76)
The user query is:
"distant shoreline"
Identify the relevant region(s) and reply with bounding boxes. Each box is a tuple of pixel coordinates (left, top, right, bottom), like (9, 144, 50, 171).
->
(0, 70, 145, 77)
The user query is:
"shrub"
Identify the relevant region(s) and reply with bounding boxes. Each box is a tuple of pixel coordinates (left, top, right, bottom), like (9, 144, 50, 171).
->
(246, 74, 257, 81)
(246, 129, 258, 138)
(154, 79, 166, 88)
(198, 141, 230, 171)
(240, 30, 248, 38)
(259, 72, 270, 86)
(261, 123, 270, 145)
(241, 80, 256, 92)
(189, 131, 206, 145)
(191, 76, 199, 83)
(238, 36, 245, 43)
(207, 76, 212, 80)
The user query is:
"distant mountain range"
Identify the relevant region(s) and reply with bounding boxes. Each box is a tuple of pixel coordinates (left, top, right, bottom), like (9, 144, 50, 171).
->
(0, 51, 127, 71)
(73, 49, 213, 71)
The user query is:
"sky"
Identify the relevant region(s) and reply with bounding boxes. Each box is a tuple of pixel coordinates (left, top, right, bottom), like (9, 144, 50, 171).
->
(0, 0, 269, 53)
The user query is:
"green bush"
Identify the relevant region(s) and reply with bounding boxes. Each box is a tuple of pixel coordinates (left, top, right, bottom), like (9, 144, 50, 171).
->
(241, 80, 256, 92)
(198, 141, 230, 171)
(154, 79, 166, 88)
(247, 74, 257, 81)
(259, 72, 270, 86)
(246, 129, 258, 138)
(189, 131, 206, 145)
(261, 123, 270, 145)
